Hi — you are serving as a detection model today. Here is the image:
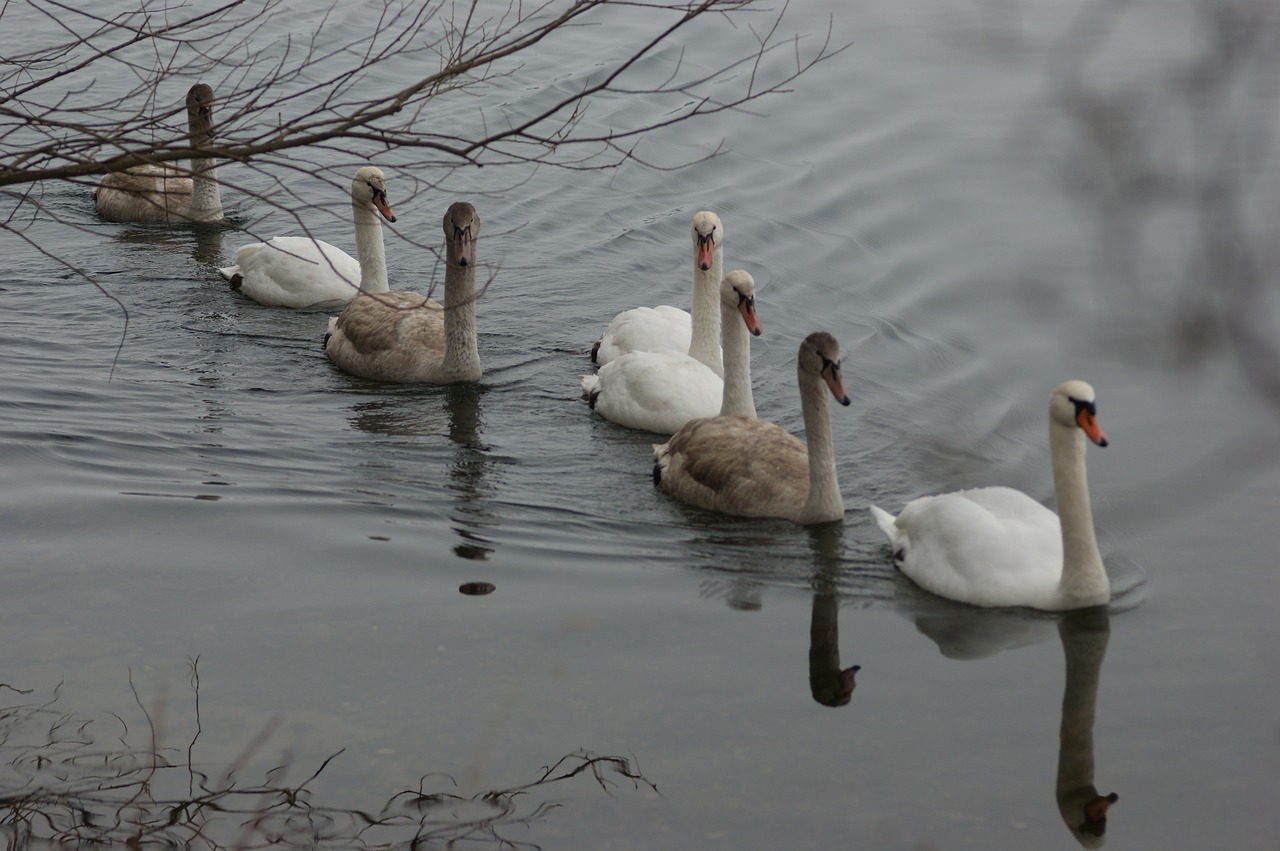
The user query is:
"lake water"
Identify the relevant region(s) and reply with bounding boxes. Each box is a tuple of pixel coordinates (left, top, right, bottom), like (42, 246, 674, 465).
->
(2, 0, 1278, 848)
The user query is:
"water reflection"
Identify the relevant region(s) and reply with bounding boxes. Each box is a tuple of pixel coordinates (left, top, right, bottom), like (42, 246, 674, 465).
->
(0, 665, 652, 846)
(1056, 608, 1119, 847)
(348, 383, 498, 562)
(806, 524, 860, 707)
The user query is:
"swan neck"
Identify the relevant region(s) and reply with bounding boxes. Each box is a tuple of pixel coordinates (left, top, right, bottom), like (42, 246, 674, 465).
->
(185, 109, 222, 221)
(1050, 420, 1109, 606)
(798, 369, 842, 523)
(442, 255, 481, 380)
(687, 246, 723, 376)
(718, 300, 755, 417)
(352, 200, 390, 293)
(187, 156, 222, 221)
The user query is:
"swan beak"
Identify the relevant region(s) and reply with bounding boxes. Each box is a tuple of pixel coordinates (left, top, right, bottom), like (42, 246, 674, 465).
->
(373, 194, 397, 223)
(1077, 408, 1109, 447)
(739, 298, 762, 336)
(696, 237, 715, 271)
(823, 362, 852, 407)
(453, 232, 475, 267)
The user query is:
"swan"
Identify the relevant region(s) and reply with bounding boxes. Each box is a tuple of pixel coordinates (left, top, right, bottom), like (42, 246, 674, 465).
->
(652, 331, 852, 525)
(218, 166, 396, 308)
(323, 201, 481, 384)
(591, 211, 724, 372)
(581, 266, 758, 435)
(869, 380, 1111, 611)
(93, 83, 224, 223)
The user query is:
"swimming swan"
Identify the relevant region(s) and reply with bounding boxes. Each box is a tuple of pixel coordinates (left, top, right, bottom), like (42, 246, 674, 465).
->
(323, 201, 481, 384)
(869, 380, 1111, 611)
(218, 166, 396, 308)
(581, 264, 758, 435)
(653, 331, 851, 524)
(591, 211, 724, 372)
(93, 83, 223, 224)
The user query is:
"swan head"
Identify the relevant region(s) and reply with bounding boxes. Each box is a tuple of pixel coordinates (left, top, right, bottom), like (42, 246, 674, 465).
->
(691, 211, 723, 271)
(352, 166, 397, 223)
(186, 83, 216, 145)
(722, 270, 762, 336)
(799, 331, 851, 406)
(1051, 380, 1109, 447)
(443, 201, 480, 267)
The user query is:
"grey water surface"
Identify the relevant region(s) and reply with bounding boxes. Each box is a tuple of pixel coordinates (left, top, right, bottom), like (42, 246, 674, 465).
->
(2, 0, 1278, 848)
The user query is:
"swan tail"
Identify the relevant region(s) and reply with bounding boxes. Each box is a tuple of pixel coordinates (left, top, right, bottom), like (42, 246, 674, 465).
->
(651, 442, 670, 485)
(218, 265, 243, 287)
(580, 373, 600, 404)
(868, 504, 899, 541)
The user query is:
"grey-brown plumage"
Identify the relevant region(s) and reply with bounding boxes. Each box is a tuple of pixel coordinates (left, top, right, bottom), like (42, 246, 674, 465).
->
(653, 331, 851, 525)
(93, 84, 223, 223)
(324, 202, 482, 384)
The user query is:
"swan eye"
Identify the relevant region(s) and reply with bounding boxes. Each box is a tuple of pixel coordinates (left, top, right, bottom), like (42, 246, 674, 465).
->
(1068, 396, 1097, 417)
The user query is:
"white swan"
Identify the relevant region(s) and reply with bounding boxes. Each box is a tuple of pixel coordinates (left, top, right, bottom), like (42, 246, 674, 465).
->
(218, 166, 396, 308)
(93, 83, 223, 223)
(582, 265, 760, 435)
(869, 380, 1111, 611)
(653, 331, 852, 525)
(323, 201, 481, 384)
(591, 211, 724, 372)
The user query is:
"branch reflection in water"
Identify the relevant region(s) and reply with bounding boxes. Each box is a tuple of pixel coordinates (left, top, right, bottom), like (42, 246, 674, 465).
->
(0, 662, 655, 848)
(347, 382, 497, 563)
(806, 523, 861, 707)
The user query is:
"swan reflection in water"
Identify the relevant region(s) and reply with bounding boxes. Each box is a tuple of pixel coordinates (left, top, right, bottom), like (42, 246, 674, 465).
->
(807, 523, 861, 707)
(1056, 608, 1119, 846)
(348, 382, 497, 562)
(909, 602, 1119, 845)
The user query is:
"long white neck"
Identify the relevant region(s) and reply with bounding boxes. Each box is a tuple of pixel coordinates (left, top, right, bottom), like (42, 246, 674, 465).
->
(1049, 421, 1109, 608)
(187, 155, 222, 222)
(352, 200, 390, 293)
(798, 371, 843, 524)
(687, 245, 723, 376)
(441, 257, 481, 381)
(718, 301, 755, 417)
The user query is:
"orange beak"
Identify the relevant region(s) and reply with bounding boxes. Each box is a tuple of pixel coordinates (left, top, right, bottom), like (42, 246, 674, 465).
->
(696, 238, 714, 271)
(373, 194, 397, 223)
(738, 299, 762, 336)
(1077, 408, 1109, 447)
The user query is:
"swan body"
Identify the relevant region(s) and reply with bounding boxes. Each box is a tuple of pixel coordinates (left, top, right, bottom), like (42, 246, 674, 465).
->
(653, 331, 851, 525)
(324, 201, 481, 384)
(592, 211, 724, 371)
(869, 379, 1111, 611)
(93, 83, 223, 223)
(581, 213, 734, 435)
(219, 166, 396, 308)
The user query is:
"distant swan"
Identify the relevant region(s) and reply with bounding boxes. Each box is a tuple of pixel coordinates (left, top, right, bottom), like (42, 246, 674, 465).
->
(93, 83, 223, 224)
(592, 211, 724, 371)
(218, 166, 396, 308)
(653, 331, 852, 525)
(869, 380, 1111, 611)
(323, 201, 481, 384)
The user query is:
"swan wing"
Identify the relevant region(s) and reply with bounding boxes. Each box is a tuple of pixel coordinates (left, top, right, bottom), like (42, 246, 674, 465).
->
(586, 351, 722, 434)
(655, 416, 809, 519)
(231, 237, 362, 307)
(595, 305, 693, 365)
(889, 486, 1064, 607)
(325, 292, 446, 382)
